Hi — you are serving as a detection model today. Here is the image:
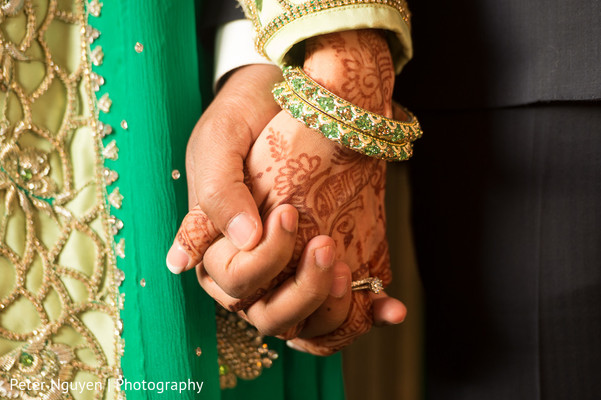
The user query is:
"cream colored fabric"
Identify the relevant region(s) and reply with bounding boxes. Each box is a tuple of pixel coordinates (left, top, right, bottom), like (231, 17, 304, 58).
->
(238, 0, 413, 73)
(214, 19, 274, 91)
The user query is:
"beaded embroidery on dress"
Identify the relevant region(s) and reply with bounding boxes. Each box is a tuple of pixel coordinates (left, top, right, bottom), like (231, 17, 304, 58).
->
(0, 1, 124, 398)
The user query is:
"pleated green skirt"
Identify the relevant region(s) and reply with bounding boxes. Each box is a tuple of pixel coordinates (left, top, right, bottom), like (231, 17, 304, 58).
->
(93, 1, 346, 399)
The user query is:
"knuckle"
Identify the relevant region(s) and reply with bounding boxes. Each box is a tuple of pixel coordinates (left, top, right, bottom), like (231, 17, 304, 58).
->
(220, 260, 258, 299)
(257, 325, 279, 337)
(296, 279, 328, 305)
(249, 309, 297, 338)
(249, 255, 292, 283)
(277, 323, 304, 340)
(199, 178, 223, 201)
(256, 318, 288, 338)
(222, 280, 254, 299)
(197, 179, 230, 216)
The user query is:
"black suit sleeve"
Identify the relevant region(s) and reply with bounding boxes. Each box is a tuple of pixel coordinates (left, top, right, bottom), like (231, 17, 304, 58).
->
(201, 0, 245, 29)
(197, 0, 247, 71)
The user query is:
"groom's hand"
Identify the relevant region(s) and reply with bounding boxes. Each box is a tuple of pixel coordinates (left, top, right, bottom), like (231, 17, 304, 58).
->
(166, 64, 282, 273)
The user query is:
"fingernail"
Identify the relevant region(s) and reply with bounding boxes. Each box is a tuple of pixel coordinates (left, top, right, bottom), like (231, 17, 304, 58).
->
(286, 340, 305, 352)
(330, 275, 348, 298)
(384, 310, 407, 325)
(166, 244, 189, 274)
(314, 246, 334, 270)
(227, 213, 256, 249)
(280, 209, 298, 233)
(385, 316, 405, 326)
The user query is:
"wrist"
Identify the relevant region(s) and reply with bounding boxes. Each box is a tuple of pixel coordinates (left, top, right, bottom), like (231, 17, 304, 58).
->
(303, 30, 394, 117)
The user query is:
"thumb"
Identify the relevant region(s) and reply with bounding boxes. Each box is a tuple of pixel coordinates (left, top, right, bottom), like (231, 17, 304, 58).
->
(166, 206, 220, 274)
(187, 116, 263, 252)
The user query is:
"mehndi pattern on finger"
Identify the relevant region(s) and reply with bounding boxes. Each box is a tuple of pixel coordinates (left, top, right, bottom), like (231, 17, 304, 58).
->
(290, 245, 390, 355)
(176, 208, 219, 259)
(227, 133, 390, 353)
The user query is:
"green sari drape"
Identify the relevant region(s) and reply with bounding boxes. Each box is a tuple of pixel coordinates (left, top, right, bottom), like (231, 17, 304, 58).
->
(96, 1, 346, 399)
(0, 0, 345, 399)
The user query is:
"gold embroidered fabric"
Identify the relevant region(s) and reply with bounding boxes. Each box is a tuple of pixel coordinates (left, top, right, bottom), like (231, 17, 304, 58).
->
(0, 1, 123, 399)
(216, 307, 279, 389)
(237, 0, 413, 72)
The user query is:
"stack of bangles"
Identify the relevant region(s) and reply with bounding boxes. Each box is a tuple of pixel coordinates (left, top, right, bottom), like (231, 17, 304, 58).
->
(273, 66, 423, 161)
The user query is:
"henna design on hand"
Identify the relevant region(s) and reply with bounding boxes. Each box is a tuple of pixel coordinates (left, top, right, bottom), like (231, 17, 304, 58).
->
(274, 153, 322, 197)
(229, 29, 396, 336)
(304, 29, 394, 116)
(230, 124, 391, 351)
(176, 208, 219, 259)
(183, 29, 396, 351)
(292, 239, 391, 356)
(266, 128, 289, 162)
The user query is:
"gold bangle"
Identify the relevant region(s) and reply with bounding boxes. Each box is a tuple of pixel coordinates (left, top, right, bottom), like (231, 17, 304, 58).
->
(273, 66, 422, 161)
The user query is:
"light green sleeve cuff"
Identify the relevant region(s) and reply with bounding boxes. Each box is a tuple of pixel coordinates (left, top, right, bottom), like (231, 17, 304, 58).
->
(239, 1, 413, 74)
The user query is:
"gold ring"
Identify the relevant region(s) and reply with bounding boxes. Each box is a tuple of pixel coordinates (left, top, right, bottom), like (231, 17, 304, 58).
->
(351, 277, 383, 294)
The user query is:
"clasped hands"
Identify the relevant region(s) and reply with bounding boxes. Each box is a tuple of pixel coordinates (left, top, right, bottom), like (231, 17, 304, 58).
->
(165, 30, 406, 355)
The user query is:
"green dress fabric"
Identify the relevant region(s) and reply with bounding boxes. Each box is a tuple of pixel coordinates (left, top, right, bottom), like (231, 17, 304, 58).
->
(93, 1, 345, 399)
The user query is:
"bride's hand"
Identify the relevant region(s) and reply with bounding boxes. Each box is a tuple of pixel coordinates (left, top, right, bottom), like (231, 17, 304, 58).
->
(167, 30, 407, 355)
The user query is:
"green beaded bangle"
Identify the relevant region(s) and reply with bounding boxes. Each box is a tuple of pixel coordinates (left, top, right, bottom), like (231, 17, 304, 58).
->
(272, 66, 422, 161)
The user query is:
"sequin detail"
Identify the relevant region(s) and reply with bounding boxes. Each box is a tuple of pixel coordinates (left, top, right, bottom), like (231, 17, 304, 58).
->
(0, 1, 124, 398)
(216, 307, 278, 389)
(238, 0, 411, 56)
